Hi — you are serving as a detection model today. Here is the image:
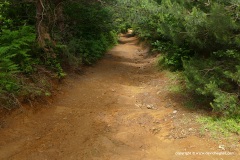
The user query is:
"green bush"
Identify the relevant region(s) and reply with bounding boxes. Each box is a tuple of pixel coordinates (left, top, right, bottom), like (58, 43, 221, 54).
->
(0, 1, 35, 30)
(61, 1, 117, 65)
(0, 26, 36, 73)
(153, 41, 192, 70)
(0, 51, 19, 93)
(184, 50, 240, 117)
(0, 26, 36, 108)
(114, 0, 240, 116)
(0, 0, 119, 109)
(0, 26, 36, 93)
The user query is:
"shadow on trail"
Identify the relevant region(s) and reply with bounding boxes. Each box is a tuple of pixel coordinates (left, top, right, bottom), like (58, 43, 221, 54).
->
(105, 51, 146, 64)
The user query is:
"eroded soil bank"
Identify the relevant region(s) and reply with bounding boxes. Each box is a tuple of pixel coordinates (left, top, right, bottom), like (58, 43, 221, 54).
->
(0, 34, 239, 160)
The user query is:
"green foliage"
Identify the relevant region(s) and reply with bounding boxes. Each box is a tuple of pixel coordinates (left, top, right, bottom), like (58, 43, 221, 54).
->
(184, 50, 240, 117)
(0, 26, 36, 74)
(0, 24, 65, 109)
(0, 0, 118, 109)
(61, 1, 118, 65)
(114, 0, 240, 116)
(0, 1, 35, 30)
(0, 51, 19, 93)
(0, 26, 36, 94)
(197, 116, 240, 138)
(153, 41, 192, 70)
(0, 26, 37, 109)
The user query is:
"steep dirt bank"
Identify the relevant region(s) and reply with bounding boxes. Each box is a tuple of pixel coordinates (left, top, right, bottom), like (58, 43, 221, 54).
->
(0, 34, 239, 160)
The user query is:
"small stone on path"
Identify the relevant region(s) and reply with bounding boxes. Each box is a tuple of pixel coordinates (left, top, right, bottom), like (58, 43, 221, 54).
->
(173, 110, 178, 114)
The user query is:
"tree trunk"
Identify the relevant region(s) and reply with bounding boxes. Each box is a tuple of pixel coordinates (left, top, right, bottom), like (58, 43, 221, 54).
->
(36, 0, 51, 48)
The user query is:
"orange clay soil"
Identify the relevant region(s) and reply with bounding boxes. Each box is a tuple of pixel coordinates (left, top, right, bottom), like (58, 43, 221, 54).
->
(0, 34, 239, 160)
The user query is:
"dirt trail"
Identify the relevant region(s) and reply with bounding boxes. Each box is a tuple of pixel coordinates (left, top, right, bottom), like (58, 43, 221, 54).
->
(0, 34, 239, 160)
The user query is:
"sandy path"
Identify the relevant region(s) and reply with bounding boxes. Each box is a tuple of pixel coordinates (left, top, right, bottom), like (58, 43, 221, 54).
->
(0, 34, 239, 160)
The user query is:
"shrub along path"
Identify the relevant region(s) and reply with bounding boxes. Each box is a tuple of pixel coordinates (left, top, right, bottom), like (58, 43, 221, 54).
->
(0, 34, 239, 160)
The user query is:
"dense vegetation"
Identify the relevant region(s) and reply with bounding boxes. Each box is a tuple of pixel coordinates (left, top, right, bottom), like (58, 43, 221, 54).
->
(0, 0, 117, 109)
(113, 0, 240, 118)
(1, 0, 239, 118)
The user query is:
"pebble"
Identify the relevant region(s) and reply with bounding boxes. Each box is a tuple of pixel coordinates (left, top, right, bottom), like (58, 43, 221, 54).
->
(218, 145, 225, 150)
(147, 104, 156, 109)
(150, 127, 161, 135)
(135, 104, 142, 108)
(188, 128, 193, 131)
(173, 110, 178, 114)
(157, 91, 161, 95)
